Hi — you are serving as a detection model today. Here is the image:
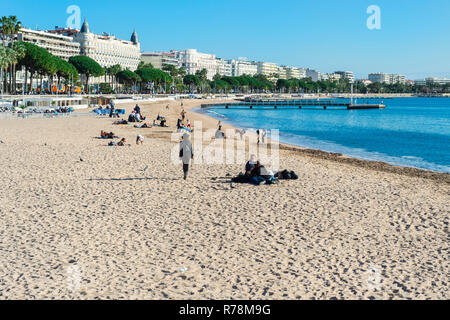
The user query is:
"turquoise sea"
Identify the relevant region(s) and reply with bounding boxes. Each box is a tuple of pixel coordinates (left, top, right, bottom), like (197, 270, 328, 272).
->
(197, 97, 450, 173)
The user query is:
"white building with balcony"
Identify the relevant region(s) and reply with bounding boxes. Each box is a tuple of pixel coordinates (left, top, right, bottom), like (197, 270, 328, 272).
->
(216, 58, 233, 77)
(256, 62, 279, 78)
(306, 69, 321, 81)
(175, 49, 218, 80)
(72, 19, 141, 72)
(16, 27, 80, 61)
(141, 51, 180, 69)
(230, 59, 258, 77)
(335, 71, 354, 82)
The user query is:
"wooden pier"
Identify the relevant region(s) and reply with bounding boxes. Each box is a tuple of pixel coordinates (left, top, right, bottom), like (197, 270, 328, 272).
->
(202, 99, 386, 110)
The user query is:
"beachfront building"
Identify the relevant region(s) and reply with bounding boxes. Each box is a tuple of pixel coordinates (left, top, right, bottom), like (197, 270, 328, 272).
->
(176, 49, 217, 80)
(369, 73, 406, 84)
(141, 51, 180, 69)
(284, 66, 301, 79)
(216, 58, 233, 77)
(335, 71, 354, 83)
(277, 66, 288, 80)
(298, 68, 307, 79)
(256, 62, 279, 78)
(72, 20, 141, 72)
(389, 74, 407, 84)
(415, 77, 450, 85)
(368, 73, 391, 84)
(229, 59, 258, 77)
(305, 69, 321, 81)
(15, 27, 81, 61)
(321, 73, 342, 81)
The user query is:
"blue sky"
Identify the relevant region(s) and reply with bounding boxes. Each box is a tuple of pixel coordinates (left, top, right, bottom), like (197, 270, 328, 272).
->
(4, 0, 450, 79)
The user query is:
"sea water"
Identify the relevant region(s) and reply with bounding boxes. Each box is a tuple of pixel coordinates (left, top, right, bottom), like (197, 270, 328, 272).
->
(197, 97, 450, 173)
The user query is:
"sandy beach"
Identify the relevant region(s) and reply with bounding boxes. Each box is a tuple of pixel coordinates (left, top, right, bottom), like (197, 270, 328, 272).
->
(0, 98, 448, 300)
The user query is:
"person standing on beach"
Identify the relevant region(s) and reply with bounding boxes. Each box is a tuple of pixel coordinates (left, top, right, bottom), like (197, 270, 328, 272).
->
(262, 129, 267, 144)
(181, 109, 186, 120)
(218, 121, 222, 131)
(179, 133, 194, 180)
(109, 103, 115, 118)
(256, 129, 260, 144)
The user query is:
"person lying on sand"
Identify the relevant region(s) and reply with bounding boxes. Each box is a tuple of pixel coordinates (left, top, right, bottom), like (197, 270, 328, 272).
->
(100, 130, 116, 139)
(134, 123, 151, 128)
(117, 138, 127, 146)
(136, 134, 144, 145)
(113, 119, 128, 125)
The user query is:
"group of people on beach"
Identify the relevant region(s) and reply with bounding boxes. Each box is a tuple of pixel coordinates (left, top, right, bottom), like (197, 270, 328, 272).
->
(101, 100, 284, 183)
(128, 105, 146, 123)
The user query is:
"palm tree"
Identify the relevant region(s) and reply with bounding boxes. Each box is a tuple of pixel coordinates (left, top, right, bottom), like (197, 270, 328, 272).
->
(0, 45, 15, 95)
(0, 16, 22, 93)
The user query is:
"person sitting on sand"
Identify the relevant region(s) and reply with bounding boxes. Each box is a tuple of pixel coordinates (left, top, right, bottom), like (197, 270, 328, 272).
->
(245, 154, 259, 176)
(128, 111, 137, 123)
(117, 138, 127, 146)
(215, 128, 226, 139)
(135, 112, 142, 122)
(136, 134, 144, 145)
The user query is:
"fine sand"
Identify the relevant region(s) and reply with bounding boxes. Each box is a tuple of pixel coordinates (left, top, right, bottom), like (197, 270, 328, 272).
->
(0, 98, 448, 300)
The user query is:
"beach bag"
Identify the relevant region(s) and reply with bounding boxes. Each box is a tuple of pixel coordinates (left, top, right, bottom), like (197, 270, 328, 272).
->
(290, 171, 299, 180)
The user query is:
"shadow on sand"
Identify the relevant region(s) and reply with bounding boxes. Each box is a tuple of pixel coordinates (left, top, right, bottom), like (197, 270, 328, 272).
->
(88, 177, 179, 182)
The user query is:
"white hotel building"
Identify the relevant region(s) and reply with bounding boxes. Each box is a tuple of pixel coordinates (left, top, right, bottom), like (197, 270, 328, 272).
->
(73, 20, 141, 71)
(231, 59, 258, 77)
(141, 51, 180, 69)
(216, 58, 233, 77)
(176, 49, 218, 80)
(16, 28, 81, 61)
(369, 73, 407, 84)
(256, 62, 279, 79)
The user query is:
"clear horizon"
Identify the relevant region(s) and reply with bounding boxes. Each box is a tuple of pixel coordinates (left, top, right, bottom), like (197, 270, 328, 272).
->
(3, 0, 450, 80)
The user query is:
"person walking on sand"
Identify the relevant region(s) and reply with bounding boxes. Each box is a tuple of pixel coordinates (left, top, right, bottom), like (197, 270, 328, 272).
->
(181, 109, 186, 120)
(179, 133, 194, 180)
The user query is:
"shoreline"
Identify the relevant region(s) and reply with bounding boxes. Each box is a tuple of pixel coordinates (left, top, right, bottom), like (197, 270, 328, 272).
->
(189, 101, 449, 184)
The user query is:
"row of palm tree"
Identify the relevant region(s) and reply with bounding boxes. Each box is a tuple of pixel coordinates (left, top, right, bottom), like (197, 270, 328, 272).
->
(0, 15, 23, 95)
